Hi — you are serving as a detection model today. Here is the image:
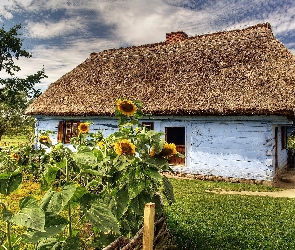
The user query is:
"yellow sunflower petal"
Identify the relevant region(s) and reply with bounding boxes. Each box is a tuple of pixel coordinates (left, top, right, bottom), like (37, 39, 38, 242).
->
(38, 135, 51, 144)
(159, 142, 178, 157)
(149, 147, 156, 157)
(10, 153, 20, 161)
(97, 141, 104, 148)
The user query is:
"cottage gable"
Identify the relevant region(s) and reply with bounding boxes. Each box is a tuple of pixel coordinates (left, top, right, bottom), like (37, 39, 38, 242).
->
(26, 23, 295, 118)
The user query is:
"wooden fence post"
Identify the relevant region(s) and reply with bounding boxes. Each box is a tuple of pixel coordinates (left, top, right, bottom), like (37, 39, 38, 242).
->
(143, 202, 155, 250)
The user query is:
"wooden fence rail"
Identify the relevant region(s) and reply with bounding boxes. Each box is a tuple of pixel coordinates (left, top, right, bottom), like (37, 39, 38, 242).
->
(103, 203, 177, 250)
(143, 203, 155, 250)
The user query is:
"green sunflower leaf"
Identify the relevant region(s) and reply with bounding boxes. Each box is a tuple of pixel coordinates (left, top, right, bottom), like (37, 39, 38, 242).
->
(12, 197, 45, 232)
(0, 171, 22, 195)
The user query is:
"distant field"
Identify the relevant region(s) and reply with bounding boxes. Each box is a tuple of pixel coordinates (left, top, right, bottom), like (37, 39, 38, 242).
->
(0, 135, 30, 147)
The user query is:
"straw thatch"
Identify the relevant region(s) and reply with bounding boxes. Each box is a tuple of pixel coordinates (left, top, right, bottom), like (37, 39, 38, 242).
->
(26, 23, 295, 118)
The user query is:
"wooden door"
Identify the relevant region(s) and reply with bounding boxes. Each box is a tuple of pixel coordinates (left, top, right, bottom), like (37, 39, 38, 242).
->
(275, 127, 278, 173)
(165, 127, 185, 165)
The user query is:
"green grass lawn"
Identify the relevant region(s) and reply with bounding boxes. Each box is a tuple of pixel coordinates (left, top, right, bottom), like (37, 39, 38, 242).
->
(165, 178, 295, 250)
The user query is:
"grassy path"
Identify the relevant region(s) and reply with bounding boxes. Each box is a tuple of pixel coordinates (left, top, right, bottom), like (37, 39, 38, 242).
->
(207, 188, 295, 198)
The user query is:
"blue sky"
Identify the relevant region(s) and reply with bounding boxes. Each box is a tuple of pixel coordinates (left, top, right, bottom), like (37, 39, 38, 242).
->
(0, 0, 295, 92)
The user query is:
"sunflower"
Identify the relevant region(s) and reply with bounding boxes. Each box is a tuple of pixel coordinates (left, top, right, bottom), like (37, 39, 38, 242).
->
(159, 142, 178, 157)
(149, 147, 156, 157)
(78, 122, 90, 133)
(149, 143, 177, 158)
(39, 135, 51, 144)
(10, 153, 20, 161)
(97, 141, 104, 148)
(114, 139, 136, 156)
(116, 99, 137, 116)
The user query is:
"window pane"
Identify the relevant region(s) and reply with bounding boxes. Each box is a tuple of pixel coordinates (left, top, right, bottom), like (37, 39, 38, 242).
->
(72, 123, 78, 136)
(63, 121, 80, 143)
(142, 122, 154, 130)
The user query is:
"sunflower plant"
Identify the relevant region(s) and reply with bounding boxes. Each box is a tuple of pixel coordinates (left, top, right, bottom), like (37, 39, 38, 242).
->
(45, 98, 178, 244)
(69, 98, 179, 237)
(0, 144, 45, 250)
(0, 98, 179, 249)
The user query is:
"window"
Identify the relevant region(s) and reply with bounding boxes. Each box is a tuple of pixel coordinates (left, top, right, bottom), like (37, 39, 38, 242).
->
(282, 126, 287, 149)
(142, 122, 154, 130)
(58, 121, 80, 143)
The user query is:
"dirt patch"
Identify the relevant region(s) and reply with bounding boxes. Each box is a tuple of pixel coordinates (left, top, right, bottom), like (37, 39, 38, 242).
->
(206, 189, 295, 198)
(163, 169, 295, 198)
(163, 171, 274, 186)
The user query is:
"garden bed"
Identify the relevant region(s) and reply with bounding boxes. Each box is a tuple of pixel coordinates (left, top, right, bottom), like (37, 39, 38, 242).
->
(103, 216, 177, 250)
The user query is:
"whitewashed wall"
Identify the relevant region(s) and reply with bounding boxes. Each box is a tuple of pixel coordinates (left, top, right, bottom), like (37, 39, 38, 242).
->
(155, 116, 292, 181)
(35, 115, 293, 181)
(35, 117, 119, 145)
(173, 120, 274, 180)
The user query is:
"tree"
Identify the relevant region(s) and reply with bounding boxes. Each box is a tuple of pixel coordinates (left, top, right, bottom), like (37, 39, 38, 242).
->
(0, 24, 47, 139)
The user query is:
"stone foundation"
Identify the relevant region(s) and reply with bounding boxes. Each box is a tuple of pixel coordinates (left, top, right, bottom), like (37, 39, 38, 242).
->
(162, 171, 274, 187)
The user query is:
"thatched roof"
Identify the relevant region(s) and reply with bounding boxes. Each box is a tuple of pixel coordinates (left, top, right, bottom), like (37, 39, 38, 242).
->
(26, 23, 295, 118)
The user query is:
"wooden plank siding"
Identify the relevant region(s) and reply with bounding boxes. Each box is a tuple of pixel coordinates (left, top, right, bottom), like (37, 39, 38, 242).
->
(169, 145, 185, 165)
(179, 121, 275, 180)
(35, 115, 294, 181)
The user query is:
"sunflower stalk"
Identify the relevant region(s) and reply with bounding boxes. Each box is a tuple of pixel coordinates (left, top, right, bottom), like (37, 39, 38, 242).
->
(6, 221, 12, 250)
(65, 157, 72, 237)
(0, 202, 12, 250)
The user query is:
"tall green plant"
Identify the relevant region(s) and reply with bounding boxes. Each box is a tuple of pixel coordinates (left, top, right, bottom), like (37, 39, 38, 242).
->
(288, 131, 295, 151)
(0, 99, 180, 249)
(0, 152, 45, 249)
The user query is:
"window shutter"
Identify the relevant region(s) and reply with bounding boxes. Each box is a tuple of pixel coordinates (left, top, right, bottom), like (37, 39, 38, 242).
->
(57, 121, 64, 143)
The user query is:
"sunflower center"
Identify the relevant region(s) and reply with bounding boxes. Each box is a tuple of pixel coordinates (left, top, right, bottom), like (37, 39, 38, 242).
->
(80, 125, 88, 131)
(121, 102, 135, 112)
(78, 123, 89, 133)
(160, 148, 173, 157)
(121, 143, 133, 153)
(11, 153, 20, 161)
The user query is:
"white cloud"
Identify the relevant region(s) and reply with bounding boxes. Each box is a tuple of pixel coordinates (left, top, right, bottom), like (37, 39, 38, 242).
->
(0, 0, 14, 21)
(0, 0, 36, 20)
(18, 0, 34, 6)
(91, 0, 213, 45)
(0, 37, 120, 91)
(26, 17, 86, 39)
(86, 0, 295, 45)
(3, 0, 295, 43)
(10, 0, 96, 14)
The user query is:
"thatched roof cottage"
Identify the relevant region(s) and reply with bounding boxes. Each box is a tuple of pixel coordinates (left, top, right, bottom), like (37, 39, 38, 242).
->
(27, 23, 295, 182)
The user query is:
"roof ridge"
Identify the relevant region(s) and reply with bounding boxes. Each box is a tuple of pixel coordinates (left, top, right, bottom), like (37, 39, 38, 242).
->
(90, 22, 273, 58)
(187, 22, 273, 40)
